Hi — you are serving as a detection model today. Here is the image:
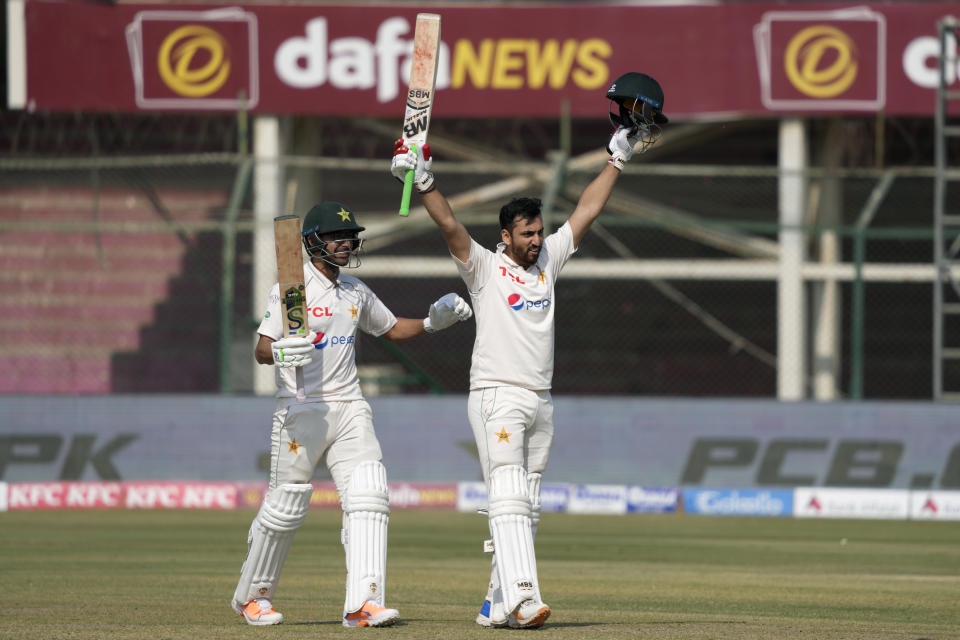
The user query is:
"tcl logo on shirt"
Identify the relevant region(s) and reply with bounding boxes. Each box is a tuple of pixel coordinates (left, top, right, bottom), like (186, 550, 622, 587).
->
(506, 294, 551, 312)
(308, 306, 334, 317)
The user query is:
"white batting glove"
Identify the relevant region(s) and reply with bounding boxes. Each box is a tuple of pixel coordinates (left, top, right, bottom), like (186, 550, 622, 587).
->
(606, 126, 642, 171)
(271, 332, 316, 368)
(392, 138, 435, 193)
(424, 293, 472, 333)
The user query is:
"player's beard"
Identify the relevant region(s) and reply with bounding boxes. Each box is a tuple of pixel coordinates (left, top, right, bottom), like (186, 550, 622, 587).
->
(508, 243, 540, 269)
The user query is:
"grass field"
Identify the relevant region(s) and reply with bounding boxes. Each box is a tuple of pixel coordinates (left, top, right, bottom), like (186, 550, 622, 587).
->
(3, 509, 959, 639)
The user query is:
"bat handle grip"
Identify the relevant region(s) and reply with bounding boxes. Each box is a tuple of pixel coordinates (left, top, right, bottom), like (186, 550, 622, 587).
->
(295, 368, 306, 404)
(398, 144, 418, 217)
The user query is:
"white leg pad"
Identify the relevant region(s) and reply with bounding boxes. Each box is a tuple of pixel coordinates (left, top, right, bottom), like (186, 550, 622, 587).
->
(342, 460, 390, 615)
(488, 465, 539, 613)
(482, 470, 544, 624)
(232, 483, 313, 607)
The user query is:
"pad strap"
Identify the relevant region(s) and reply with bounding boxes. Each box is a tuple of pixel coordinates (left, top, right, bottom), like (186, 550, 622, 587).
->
(528, 472, 542, 538)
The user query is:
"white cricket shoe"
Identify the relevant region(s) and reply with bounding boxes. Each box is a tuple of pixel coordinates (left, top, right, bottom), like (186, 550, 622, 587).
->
(476, 599, 508, 628)
(234, 597, 283, 626)
(508, 599, 551, 629)
(343, 601, 400, 628)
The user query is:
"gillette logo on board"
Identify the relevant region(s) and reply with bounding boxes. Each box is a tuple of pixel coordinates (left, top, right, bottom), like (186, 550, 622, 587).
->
(506, 293, 552, 312)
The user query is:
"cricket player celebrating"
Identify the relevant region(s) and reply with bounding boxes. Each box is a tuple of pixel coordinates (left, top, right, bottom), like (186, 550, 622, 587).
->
(231, 201, 472, 627)
(391, 73, 667, 628)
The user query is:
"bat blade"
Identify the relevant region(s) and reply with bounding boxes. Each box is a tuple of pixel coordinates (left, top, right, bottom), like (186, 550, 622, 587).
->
(399, 12, 441, 216)
(273, 214, 308, 402)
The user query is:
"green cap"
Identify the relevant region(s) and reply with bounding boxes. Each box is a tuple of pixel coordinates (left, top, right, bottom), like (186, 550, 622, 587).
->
(302, 201, 365, 237)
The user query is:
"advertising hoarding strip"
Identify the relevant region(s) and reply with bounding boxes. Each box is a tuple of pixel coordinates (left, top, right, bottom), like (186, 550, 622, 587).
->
(3, 482, 960, 521)
(17, 1, 960, 117)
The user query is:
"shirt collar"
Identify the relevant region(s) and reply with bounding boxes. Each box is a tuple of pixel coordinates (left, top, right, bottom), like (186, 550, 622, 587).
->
(305, 260, 340, 289)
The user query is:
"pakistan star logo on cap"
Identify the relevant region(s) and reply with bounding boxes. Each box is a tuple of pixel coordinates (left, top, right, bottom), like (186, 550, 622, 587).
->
(337, 208, 352, 222)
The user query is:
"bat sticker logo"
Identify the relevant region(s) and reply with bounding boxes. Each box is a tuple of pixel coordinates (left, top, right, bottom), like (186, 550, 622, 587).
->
(403, 116, 428, 138)
(282, 285, 306, 334)
(407, 88, 432, 108)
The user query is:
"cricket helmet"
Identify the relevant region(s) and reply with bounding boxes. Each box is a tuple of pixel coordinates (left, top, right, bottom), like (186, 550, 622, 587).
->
(301, 201, 365, 268)
(606, 72, 668, 127)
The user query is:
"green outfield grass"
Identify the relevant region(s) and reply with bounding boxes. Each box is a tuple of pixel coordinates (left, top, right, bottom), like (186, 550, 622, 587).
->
(3, 509, 959, 639)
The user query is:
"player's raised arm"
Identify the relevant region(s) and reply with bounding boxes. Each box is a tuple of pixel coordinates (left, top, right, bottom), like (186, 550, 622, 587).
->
(391, 139, 472, 262)
(569, 71, 668, 247)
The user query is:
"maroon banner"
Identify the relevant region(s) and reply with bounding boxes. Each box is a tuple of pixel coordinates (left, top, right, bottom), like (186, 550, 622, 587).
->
(16, 1, 960, 117)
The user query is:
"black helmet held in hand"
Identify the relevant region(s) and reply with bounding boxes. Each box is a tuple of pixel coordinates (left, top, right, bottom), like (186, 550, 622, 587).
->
(606, 72, 668, 129)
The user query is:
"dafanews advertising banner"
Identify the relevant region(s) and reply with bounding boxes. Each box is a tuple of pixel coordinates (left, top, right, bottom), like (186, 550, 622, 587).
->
(14, 1, 960, 116)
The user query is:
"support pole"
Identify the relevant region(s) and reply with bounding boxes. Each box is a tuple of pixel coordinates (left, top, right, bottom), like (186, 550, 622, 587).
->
(812, 119, 844, 400)
(777, 119, 808, 400)
(252, 116, 283, 395)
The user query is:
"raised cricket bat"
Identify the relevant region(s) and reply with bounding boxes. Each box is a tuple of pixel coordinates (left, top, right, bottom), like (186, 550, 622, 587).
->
(398, 12, 441, 216)
(273, 214, 308, 403)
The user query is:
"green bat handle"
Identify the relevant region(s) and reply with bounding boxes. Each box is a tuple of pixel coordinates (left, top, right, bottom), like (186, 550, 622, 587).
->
(398, 143, 418, 217)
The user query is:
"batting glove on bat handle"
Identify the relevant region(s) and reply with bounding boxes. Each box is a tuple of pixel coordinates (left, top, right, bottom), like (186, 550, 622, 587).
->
(392, 139, 435, 193)
(271, 332, 317, 368)
(606, 125, 642, 171)
(424, 293, 473, 333)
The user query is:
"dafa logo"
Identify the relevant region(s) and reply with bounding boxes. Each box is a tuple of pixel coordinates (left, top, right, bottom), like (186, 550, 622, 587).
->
(754, 10, 883, 111)
(126, 9, 258, 109)
(783, 25, 858, 99)
(158, 25, 231, 98)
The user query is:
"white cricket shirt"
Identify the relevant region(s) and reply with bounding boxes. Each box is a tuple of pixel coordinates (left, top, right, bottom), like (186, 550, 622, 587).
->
(258, 261, 397, 401)
(455, 221, 576, 391)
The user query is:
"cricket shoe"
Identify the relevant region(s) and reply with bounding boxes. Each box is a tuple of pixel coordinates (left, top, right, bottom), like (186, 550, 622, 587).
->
(343, 601, 400, 628)
(507, 599, 550, 629)
(475, 599, 508, 628)
(234, 597, 283, 626)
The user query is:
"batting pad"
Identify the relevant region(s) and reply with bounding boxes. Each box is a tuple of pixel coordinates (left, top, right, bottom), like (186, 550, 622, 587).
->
(483, 470, 543, 617)
(488, 464, 540, 612)
(233, 483, 313, 606)
(342, 460, 391, 614)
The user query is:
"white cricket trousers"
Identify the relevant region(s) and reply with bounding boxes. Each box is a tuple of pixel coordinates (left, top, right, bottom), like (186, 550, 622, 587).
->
(468, 387, 555, 482)
(269, 399, 383, 498)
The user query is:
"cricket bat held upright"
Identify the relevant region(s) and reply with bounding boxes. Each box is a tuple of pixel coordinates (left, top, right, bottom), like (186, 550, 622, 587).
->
(398, 12, 441, 216)
(273, 215, 308, 403)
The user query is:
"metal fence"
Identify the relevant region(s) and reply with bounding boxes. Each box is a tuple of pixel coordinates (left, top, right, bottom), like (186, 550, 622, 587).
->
(0, 132, 955, 399)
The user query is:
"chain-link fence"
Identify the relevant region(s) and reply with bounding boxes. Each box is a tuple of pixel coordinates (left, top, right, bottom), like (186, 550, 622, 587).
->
(0, 114, 956, 398)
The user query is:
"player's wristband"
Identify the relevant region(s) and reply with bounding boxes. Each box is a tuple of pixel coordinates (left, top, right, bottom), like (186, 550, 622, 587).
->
(423, 317, 435, 333)
(416, 171, 435, 194)
(608, 155, 627, 171)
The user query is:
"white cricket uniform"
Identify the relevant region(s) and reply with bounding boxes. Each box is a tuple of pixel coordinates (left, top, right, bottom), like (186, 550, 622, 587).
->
(454, 222, 577, 479)
(257, 261, 397, 493)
